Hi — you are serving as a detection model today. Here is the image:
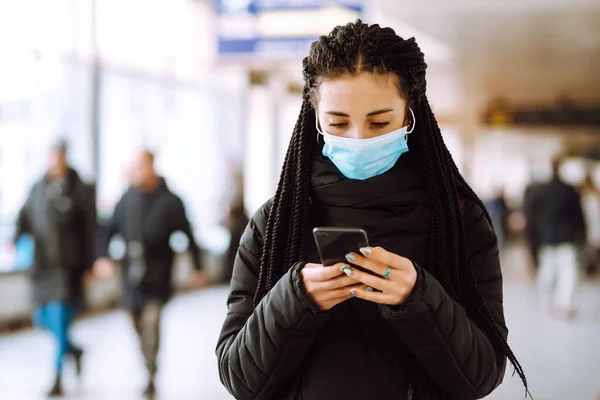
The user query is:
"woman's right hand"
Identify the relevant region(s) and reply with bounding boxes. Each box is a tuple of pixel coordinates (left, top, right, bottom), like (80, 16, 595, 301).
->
(300, 263, 360, 311)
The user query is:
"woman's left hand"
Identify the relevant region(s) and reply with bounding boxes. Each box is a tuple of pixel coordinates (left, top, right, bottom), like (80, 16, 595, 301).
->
(341, 246, 417, 305)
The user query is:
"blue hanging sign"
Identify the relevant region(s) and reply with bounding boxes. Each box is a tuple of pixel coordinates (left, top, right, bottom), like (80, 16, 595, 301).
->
(215, 0, 363, 59)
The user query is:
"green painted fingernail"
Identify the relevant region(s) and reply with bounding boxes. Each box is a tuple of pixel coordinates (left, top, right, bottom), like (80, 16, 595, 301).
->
(339, 264, 350, 272)
(365, 286, 374, 292)
(349, 289, 357, 296)
(359, 247, 371, 256)
(345, 253, 356, 262)
(342, 266, 353, 276)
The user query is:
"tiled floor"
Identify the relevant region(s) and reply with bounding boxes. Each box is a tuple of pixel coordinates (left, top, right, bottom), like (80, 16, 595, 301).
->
(1, 245, 599, 399)
(0, 287, 232, 400)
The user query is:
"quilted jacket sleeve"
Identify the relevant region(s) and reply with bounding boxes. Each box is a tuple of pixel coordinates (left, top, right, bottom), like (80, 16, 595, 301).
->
(216, 199, 331, 400)
(380, 200, 508, 399)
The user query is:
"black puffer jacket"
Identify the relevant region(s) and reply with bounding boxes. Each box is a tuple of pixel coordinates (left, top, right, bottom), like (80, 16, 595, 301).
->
(216, 153, 507, 400)
(100, 178, 202, 308)
(15, 169, 96, 304)
(536, 176, 586, 246)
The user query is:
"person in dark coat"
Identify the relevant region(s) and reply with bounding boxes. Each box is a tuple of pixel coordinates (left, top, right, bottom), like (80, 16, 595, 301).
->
(580, 174, 600, 276)
(14, 141, 95, 397)
(94, 150, 206, 398)
(536, 157, 586, 317)
(216, 21, 528, 400)
(221, 163, 249, 283)
(523, 180, 544, 270)
(485, 188, 509, 249)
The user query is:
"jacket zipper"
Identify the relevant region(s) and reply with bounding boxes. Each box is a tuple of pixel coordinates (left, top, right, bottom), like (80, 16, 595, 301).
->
(407, 382, 414, 400)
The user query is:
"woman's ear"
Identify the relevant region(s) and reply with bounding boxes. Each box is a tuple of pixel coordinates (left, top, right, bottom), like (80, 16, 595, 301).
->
(403, 107, 411, 126)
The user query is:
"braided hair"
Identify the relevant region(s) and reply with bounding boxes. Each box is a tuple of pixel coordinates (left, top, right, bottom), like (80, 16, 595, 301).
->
(253, 20, 528, 395)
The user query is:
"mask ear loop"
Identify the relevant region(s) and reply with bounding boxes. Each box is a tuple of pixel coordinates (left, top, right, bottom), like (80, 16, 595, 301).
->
(405, 107, 416, 143)
(315, 112, 324, 144)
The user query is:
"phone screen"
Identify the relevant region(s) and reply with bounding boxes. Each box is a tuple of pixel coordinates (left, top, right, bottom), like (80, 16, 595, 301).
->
(313, 227, 369, 267)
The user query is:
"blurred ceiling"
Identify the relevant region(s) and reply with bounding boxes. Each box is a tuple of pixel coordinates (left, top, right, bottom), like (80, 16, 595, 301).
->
(376, 0, 600, 110)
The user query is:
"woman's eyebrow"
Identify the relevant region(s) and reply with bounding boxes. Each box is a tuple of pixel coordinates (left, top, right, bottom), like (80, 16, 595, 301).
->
(366, 108, 394, 117)
(325, 111, 350, 117)
(324, 108, 394, 117)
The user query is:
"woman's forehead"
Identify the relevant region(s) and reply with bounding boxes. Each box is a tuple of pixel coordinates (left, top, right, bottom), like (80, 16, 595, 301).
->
(317, 72, 405, 114)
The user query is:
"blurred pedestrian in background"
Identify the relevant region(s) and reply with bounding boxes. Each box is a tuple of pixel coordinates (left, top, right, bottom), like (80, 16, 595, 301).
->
(536, 156, 586, 318)
(220, 159, 248, 284)
(486, 188, 509, 249)
(93, 150, 206, 398)
(523, 173, 545, 271)
(580, 173, 600, 276)
(14, 141, 96, 397)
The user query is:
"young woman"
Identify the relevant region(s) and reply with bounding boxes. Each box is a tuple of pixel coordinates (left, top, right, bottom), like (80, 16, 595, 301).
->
(216, 20, 527, 400)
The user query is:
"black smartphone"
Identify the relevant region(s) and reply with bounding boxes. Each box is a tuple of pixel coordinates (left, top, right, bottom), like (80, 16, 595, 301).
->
(313, 227, 373, 274)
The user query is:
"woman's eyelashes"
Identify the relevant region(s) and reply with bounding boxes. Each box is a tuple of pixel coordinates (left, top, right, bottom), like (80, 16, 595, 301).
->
(371, 122, 390, 128)
(328, 121, 391, 129)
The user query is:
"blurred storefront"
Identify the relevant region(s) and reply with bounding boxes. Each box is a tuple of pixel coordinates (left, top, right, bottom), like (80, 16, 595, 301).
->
(0, 0, 248, 269)
(0, 0, 249, 323)
(1, 0, 599, 326)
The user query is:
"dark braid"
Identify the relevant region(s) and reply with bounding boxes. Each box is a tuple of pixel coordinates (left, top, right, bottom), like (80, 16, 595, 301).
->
(409, 99, 452, 299)
(254, 20, 528, 397)
(429, 99, 529, 392)
(254, 100, 315, 305)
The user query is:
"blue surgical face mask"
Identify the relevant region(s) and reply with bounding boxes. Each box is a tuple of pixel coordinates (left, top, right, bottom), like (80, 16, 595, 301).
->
(316, 108, 416, 180)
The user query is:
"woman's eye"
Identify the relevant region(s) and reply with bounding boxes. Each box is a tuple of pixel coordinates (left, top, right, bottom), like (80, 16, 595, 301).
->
(371, 122, 390, 128)
(329, 123, 347, 128)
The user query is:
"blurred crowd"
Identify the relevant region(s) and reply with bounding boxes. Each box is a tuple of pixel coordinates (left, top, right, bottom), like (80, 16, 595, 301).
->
(7, 139, 599, 398)
(485, 156, 599, 319)
(8, 141, 248, 398)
